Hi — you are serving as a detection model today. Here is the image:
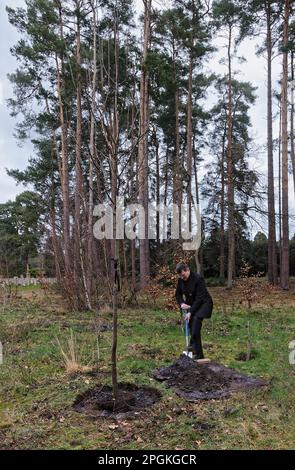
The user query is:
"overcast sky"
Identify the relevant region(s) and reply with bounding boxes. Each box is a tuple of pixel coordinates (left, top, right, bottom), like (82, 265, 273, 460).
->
(0, 0, 294, 237)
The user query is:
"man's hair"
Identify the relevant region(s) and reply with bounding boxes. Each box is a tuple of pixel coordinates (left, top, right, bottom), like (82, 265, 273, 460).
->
(175, 262, 190, 274)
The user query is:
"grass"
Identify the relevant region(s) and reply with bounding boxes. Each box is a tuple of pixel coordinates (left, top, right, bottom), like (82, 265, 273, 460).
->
(55, 329, 96, 375)
(0, 286, 294, 450)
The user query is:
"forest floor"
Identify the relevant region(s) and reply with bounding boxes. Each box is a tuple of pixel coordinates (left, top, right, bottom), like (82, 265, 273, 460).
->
(0, 283, 294, 450)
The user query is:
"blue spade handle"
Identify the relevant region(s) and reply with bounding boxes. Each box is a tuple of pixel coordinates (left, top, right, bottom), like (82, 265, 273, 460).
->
(185, 318, 189, 352)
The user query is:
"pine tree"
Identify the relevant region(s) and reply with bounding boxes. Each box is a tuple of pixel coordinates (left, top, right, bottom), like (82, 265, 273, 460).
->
(202, 76, 260, 281)
(212, 0, 244, 288)
(240, 0, 283, 286)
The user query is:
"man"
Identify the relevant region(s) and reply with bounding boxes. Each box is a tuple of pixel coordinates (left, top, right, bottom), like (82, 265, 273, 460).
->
(175, 262, 213, 359)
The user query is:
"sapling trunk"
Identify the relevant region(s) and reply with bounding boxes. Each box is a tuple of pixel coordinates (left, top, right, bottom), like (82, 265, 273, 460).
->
(112, 282, 118, 406)
(111, 240, 119, 408)
(246, 319, 252, 361)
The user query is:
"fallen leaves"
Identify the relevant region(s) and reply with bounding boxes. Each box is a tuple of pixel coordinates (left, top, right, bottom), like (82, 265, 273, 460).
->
(119, 420, 129, 427)
(254, 403, 269, 412)
(108, 424, 119, 430)
(195, 440, 203, 447)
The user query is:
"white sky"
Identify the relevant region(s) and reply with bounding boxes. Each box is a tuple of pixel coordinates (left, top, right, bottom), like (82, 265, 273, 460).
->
(0, 0, 294, 237)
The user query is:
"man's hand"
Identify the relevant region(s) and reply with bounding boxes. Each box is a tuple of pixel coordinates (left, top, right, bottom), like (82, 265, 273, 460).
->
(181, 303, 190, 309)
(181, 303, 191, 321)
(184, 311, 191, 322)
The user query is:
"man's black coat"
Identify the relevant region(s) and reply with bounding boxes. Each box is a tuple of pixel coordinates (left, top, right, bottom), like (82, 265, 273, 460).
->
(175, 272, 213, 318)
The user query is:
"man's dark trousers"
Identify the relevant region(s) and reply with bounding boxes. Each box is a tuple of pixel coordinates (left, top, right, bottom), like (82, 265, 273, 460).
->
(188, 301, 213, 359)
(189, 315, 203, 358)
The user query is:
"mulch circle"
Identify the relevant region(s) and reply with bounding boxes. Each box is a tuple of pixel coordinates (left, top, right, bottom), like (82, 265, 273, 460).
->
(152, 354, 270, 401)
(235, 350, 258, 361)
(73, 383, 162, 420)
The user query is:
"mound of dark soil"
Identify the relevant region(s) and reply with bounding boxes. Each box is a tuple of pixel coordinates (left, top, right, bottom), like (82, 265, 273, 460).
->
(152, 354, 269, 401)
(73, 383, 161, 420)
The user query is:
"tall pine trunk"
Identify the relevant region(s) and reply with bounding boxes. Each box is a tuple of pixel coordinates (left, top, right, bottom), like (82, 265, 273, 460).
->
(172, 33, 181, 236)
(220, 122, 227, 284)
(154, 128, 160, 248)
(193, 141, 201, 274)
(130, 75, 137, 293)
(74, 6, 84, 304)
(266, 1, 278, 285)
(49, 131, 62, 284)
(278, 97, 282, 272)
(187, 56, 193, 232)
(226, 25, 235, 289)
(175, 87, 182, 241)
(87, 2, 98, 303)
(138, 0, 151, 289)
(56, 3, 70, 277)
(111, 11, 120, 405)
(281, 0, 290, 290)
(290, 51, 295, 197)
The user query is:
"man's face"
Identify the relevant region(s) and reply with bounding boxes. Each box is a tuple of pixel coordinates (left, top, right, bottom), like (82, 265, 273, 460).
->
(179, 268, 190, 281)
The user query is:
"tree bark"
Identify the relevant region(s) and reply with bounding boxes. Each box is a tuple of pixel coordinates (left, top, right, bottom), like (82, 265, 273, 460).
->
(220, 121, 227, 285)
(187, 56, 193, 232)
(130, 73, 137, 292)
(290, 50, 295, 198)
(281, 0, 290, 290)
(111, 255, 119, 405)
(278, 97, 282, 273)
(56, 3, 71, 277)
(154, 128, 160, 248)
(174, 87, 182, 241)
(49, 131, 62, 283)
(266, 0, 278, 285)
(226, 25, 235, 289)
(74, 3, 84, 304)
(193, 142, 201, 274)
(111, 7, 120, 405)
(138, 0, 151, 288)
(87, 1, 98, 303)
